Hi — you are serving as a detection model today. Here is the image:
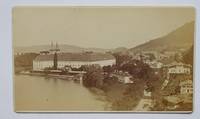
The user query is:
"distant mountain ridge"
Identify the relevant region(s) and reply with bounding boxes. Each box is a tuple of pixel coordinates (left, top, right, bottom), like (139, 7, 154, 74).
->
(15, 44, 81, 54)
(14, 44, 110, 54)
(14, 21, 194, 54)
(129, 21, 195, 53)
(14, 44, 129, 54)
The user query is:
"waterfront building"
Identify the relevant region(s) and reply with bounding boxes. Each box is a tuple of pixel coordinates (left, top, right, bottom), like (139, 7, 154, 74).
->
(33, 52, 116, 71)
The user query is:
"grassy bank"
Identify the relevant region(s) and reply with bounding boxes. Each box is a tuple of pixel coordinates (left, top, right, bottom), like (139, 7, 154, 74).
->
(87, 79, 145, 111)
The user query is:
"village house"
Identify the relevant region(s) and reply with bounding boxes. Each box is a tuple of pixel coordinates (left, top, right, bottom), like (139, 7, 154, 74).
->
(145, 60, 163, 69)
(144, 89, 152, 97)
(118, 75, 134, 84)
(179, 79, 193, 103)
(162, 62, 192, 79)
(162, 79, 193, 109)
(179, 79, 193, 95)
(132, 51, 164, 69)
(168, 63, 191, 74)
(131, 53, 142, 61)
(111, 71, 134, 84)
(157, 53, 170, 61)
(140, 51, 169, 61)
(134, 88, 154, 111)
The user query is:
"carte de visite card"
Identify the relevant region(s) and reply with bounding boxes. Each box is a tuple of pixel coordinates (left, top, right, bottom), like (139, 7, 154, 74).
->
(13, 6, 195, 112)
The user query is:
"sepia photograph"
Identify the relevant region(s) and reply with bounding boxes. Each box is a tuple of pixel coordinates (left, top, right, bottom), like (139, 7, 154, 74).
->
(13, 6, 195, 112)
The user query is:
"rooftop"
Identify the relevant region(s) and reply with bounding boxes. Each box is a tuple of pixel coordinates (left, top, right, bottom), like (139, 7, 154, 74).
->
(163, 61, 192, 68)
(34, 52, 115, 62)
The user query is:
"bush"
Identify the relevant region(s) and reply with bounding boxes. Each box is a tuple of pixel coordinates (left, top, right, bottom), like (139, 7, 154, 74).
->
(83, 65, 104, 88)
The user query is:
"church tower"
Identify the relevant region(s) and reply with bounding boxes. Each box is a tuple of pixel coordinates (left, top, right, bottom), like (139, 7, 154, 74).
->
(49, 42, 60, 70)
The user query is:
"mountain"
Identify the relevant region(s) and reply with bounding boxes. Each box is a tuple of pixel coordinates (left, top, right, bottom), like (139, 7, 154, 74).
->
(111, 47, 128, 53)
(14, 44, 128, 54)
(14, 21, 194, 54)
(14, 44, 81, 53)
(130, 21, 195, 53)
(14, 44, 111, 54)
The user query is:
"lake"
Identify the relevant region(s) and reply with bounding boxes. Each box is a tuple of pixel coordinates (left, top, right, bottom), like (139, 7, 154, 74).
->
(14, 74, 109, 112)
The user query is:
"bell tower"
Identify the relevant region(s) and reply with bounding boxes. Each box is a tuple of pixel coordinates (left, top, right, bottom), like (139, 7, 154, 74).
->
(49, 42, 60, 70)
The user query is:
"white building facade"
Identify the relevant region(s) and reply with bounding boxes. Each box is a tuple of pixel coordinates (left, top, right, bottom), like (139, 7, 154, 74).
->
(180, 80, 193, 95)
(167, 62, 192, 75)
(33, 52, 116, 71)
(33, 60, 53, 71)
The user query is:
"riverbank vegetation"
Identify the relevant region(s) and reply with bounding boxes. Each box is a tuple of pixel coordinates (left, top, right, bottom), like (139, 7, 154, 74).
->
(14, 53, 39, 73)
(82, 53, 161, 110)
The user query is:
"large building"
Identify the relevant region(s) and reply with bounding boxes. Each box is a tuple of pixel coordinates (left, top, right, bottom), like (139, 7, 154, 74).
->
(165, 62, 192, 74)
(179, 79, 193, 95)
(33, 52, 116, 71)
(162, 62, 192, 79)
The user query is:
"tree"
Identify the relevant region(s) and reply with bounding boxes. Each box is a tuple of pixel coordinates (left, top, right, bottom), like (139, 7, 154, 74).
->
(183, 45, 193, 65)
(78, 65, 88, 71)
(83, 65, 104, 88)
(146, 53, 156, 61)
(112, 53, 132, 69)
(102, 65, 115, 74)
(14, 53, 39, 68)
(120, 59, 153, 80)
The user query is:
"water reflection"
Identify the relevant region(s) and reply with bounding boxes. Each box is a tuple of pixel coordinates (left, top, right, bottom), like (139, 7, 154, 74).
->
(14, 74, 108, 111)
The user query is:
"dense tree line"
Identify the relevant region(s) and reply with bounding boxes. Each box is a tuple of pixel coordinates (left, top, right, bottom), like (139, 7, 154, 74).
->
(112, 53, 132, 68)
(119, 59, 153, 79)
(83, 53, 155, 88)
(79, 53, 161, 110)
(183, 45, 193, 65)
(82, 65, 104, 89)
(14, 53, 39, 73)
(14, 53, 39, 67)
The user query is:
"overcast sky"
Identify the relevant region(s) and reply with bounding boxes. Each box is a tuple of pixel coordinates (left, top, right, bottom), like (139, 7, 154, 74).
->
(13, 7, 195, 49)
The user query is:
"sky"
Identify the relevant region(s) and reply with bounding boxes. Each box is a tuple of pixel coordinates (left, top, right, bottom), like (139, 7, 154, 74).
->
(13, 7, 195, 49)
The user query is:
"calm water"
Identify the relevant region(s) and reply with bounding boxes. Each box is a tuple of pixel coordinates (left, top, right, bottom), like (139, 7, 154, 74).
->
(14, 75, 108, 111)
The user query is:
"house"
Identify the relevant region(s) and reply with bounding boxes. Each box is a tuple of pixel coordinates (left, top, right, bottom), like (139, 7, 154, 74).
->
(134, 89, 154, 111)
(115, 74, 133, 84)
(141, 51, 168, 61)
(162, 62, 192, 79)
(134, 51, 164, 69)
(157, 53, 170, 61)
(33, 52, 116, 71)
(118, 75, 134, 84)
(145, 60, 163, 69)
(144, 89, 152, 97)
(179, 79, 193, 95)
(112, 71, 134, 84)
(168, 62, 191, 75)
